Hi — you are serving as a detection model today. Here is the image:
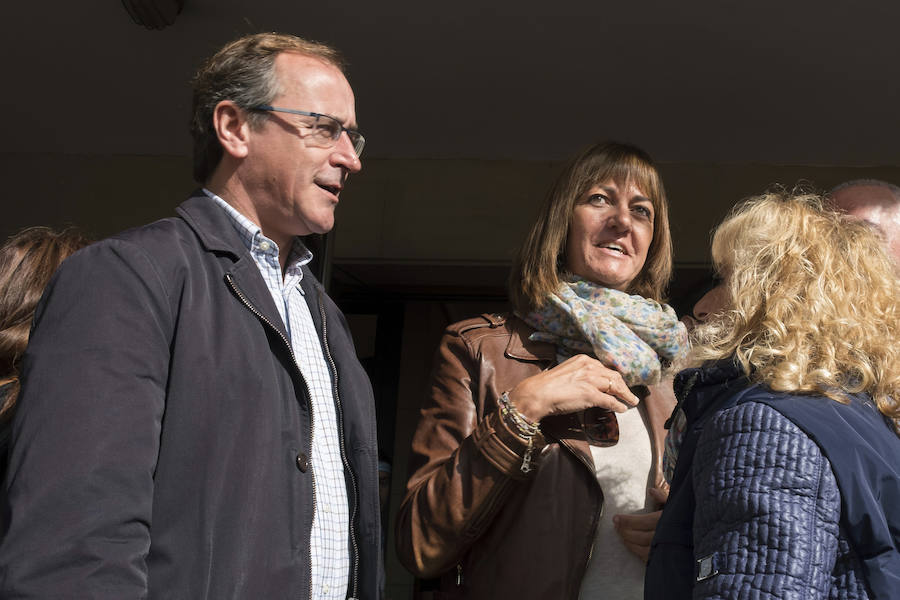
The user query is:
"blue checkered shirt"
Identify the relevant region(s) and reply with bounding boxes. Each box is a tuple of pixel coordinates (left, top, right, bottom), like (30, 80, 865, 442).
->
(205, 190, 350, 599)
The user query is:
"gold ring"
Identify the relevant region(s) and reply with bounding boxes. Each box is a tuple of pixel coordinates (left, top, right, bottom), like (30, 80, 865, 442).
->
(603, 378, 610, 393)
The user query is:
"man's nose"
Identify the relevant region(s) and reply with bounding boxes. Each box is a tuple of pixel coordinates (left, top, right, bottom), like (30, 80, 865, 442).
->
(332, 132, 362, 173)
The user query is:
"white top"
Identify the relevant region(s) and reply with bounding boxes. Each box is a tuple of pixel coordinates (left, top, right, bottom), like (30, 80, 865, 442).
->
(578, 406, 652, 600)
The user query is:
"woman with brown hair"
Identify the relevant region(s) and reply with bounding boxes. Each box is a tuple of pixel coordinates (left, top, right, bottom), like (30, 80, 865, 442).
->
(0, 227, 89, 481)
(396, 141, 687, 599)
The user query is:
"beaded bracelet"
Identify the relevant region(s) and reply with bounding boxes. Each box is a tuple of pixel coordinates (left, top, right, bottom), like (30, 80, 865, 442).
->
(498, 392, 540, 437)
(498, 391, 540, 473)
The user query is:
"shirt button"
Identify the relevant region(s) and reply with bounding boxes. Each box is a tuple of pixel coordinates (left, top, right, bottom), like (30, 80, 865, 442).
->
(258, 240, 271, 252)
(295, 452, 309, 472)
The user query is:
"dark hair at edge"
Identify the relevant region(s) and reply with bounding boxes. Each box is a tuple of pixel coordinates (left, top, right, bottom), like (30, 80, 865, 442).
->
(0, 226, 90, 421)
(190, 32, 346, 184)
(509, 140, 673, 313)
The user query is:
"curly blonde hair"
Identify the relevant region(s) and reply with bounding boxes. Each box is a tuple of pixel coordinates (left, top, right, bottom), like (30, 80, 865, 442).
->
(689, 191, 900, 429)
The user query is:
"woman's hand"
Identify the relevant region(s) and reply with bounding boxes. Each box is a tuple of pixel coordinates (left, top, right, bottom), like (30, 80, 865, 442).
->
(509, 354, 639, 422)
(614, 488, 668, 563)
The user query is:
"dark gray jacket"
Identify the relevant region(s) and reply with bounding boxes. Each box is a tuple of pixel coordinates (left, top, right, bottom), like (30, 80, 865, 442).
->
(0, 193, 382, 599)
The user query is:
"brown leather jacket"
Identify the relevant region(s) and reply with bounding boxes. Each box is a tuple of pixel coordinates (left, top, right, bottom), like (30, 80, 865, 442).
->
(395, 313, 675, 599)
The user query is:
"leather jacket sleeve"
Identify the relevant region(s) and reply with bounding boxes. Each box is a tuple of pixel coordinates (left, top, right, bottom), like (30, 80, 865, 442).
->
(394, 325, 546, 579)
(691, 401, 842, 599)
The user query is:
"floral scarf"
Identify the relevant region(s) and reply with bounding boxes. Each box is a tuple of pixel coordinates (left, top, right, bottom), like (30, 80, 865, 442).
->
(519, 278, 688, 386)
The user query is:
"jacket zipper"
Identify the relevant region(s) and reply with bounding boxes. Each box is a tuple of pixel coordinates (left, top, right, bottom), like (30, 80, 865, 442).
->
(318, 295, 361, 600)
(224, 274, 318, 600)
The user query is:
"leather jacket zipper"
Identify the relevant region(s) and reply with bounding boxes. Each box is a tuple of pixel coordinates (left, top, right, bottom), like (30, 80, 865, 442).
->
(318, 294, 362, 600)
(224, 274, 318, 599)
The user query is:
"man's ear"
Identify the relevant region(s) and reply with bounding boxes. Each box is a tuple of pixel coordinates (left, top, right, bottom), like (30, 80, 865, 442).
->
(213, 100, 251, 159)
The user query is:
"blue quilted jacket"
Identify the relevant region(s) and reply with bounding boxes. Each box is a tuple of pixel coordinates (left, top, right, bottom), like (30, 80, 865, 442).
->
(645, 360, 900, 599)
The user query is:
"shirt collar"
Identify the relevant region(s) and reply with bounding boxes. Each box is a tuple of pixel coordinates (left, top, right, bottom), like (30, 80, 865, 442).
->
(203, 188, 313, 270)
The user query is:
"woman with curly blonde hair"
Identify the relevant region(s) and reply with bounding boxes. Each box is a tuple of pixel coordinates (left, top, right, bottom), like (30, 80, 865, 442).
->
(646, 192, 900, 599)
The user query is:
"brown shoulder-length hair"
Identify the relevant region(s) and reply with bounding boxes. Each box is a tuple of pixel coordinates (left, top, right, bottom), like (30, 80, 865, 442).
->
(0, 227, 89, 418)
(509, 141, 672, 312)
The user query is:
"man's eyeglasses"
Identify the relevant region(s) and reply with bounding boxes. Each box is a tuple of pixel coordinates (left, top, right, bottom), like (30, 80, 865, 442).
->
(251, 105, 366, 157)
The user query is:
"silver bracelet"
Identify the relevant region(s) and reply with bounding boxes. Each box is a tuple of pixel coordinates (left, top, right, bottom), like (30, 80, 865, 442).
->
(497, 391, 540, 473)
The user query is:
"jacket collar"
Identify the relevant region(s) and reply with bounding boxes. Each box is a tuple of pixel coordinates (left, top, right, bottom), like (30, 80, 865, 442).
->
(674, 358, 744, 397)
(175, 191, 305, 341)
(505, 314, 556, 362)
(673, 357, 751, 425)
(175, 190, 326, 294)
(175, 190, 248, 260)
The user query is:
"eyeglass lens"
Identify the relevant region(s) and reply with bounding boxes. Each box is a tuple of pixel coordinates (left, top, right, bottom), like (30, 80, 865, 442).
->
(312, 114, 365, 156)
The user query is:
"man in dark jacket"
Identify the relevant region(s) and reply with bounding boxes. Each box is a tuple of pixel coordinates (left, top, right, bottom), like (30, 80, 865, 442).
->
(0, 33, 381, 599)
